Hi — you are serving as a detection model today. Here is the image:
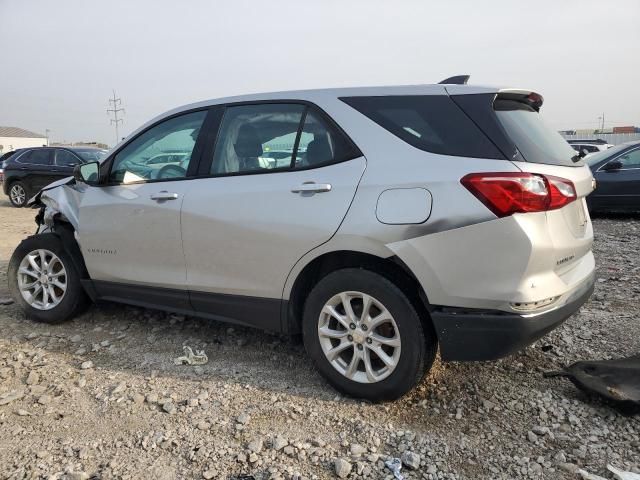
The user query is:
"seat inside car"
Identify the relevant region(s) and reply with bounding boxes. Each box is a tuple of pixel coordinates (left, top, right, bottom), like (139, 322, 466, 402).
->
(233, 124, 263, 172)
(304, 134, 333, 167)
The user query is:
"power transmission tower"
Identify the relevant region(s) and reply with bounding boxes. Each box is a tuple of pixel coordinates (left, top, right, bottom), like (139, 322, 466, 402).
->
(107, 90, 125, 145)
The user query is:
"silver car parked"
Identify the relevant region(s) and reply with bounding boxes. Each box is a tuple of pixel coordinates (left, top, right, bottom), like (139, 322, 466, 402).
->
(9, 78, 596, 400)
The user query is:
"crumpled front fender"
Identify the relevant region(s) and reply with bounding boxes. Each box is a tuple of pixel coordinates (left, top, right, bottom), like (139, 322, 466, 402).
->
(28, 176, 83, 231)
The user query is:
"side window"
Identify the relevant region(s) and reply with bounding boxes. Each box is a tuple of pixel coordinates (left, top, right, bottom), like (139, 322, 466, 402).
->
(342, 95, 503, 158)
(55, 150, 81, 166)
(294, 110, 357, 169)
(110, 110, 207, 184)
(618, 149, 640, 169)
(20, 149, 52, 165)
(211, 104, 304, 175)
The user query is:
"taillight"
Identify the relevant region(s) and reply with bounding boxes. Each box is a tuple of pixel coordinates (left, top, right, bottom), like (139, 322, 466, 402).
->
(461, 172, 577, 218)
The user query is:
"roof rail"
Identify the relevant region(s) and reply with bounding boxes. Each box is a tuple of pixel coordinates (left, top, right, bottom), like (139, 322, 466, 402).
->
(438, 75, 470, 85)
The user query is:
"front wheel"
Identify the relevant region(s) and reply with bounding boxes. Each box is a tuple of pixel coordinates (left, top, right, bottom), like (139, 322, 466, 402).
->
(8, 233, 88, 323)
(302, 268, 437, 401)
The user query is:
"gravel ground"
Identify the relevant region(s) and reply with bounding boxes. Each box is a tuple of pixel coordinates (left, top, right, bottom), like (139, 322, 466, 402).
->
(0, 198, 638, 480)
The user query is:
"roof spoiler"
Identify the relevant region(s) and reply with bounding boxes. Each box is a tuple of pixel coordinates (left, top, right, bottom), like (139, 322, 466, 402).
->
(439, 75, 470, 85)
(496, 89, 544, 111)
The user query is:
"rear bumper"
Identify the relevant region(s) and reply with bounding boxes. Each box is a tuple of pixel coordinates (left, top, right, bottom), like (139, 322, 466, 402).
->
(431, 272, 595, 361)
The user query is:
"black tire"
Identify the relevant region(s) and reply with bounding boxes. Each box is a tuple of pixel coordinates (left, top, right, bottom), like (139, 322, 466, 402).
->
(302, 268, 437, 401)
(8, 233, 88, 324)
(8, 180, 29, 207)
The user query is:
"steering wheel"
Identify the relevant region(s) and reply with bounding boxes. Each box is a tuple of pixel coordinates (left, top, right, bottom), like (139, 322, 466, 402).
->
(157, 164, 187, 179)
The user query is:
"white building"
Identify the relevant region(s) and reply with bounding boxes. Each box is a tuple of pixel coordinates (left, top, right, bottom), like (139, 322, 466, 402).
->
(0, 126, 48, 154)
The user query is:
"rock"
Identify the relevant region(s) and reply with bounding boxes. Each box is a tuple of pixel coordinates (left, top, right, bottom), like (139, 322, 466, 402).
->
(15, 409, 31, 416)
(66, 472, 90, 480)
(203, 470, 216, 479)
(0, 297, 14, 305)
(334, 458, 352, 478)
(37, 394, 51, 405)
(77, 378, 87, 388)
(248, 452, 258, 463)
(0, 390, 24, 406)
(527, 431, 538, 443)
(401, 451, 421, 470)
(350, 443, 367, 456)
(146, 393, 158, 404)
(132, 393, 145, 404)
(80, 361, 94, 370)
(272, 436, 288, 451)
(111, 381, 126, 395)
(70, 334, 82, 343)
(236, 412, 250, 424)
(248, 437, 263, 453)
(162, 402, 177, 414)
(26, 371, 39, 385)
(197, 421, 210, 431)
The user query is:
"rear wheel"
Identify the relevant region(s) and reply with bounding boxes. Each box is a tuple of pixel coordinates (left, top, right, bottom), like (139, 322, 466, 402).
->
(302, 268, 437, 401)
(9, 181, 28, 207)
(8, 233, 88, 323)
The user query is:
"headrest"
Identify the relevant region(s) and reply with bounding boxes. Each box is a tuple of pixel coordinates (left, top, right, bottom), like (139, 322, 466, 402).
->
(234, 124, 263, 157)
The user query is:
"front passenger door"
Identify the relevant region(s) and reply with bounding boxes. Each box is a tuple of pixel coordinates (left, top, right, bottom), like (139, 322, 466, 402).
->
(77, 110, 209, 304)
(53, 149, 82, 180)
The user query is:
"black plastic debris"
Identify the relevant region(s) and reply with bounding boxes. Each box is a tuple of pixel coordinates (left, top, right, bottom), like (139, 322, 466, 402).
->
(545, 355, 640, 414)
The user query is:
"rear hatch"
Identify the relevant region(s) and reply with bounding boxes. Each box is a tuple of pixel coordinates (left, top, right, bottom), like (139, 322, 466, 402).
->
(451, 89, 594, 276)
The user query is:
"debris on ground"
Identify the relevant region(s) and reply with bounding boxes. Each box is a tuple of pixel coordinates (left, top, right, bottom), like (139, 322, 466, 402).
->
(385, 458, 404, 479)
(578, 464, 640, 480)
(173, 346, 208, 365)
(0, 297, 14, 306)
(545, 355, 640, 414)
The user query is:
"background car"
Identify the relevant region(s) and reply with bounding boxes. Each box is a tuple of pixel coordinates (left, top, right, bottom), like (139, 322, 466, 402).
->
(568, 139, 614, 158)
(2, 146, 108, 207)
(586, 141, 640, 213)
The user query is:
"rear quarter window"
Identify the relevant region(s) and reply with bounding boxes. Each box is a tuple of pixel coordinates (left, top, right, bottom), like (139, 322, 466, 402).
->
(340, 95, 504, 159)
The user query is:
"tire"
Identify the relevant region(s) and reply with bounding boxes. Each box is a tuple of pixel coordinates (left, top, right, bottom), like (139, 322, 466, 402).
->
(8, 233, 88, 324)
(8, 181, 29, 208)
(302, 268, 437, 401)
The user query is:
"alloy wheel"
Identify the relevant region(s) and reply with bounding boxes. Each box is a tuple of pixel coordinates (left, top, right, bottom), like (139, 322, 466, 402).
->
(318, 291, 401, 383)
(17, 249, 67, 310)
(10, 184, 26, 206)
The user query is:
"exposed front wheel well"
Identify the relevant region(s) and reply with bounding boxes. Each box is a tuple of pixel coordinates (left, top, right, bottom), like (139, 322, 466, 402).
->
(287, 250, 433, 335)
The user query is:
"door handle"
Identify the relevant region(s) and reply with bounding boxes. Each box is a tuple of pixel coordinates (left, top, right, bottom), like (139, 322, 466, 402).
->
(291, 182, 332, 194)
(150, 191, 179, 201)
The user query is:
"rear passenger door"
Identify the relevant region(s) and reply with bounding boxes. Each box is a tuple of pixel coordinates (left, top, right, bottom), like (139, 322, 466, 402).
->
(181, 103, 365, 327)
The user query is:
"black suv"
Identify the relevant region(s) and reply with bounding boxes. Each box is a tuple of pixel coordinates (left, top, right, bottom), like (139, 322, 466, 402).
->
(2, 147, 107, 207)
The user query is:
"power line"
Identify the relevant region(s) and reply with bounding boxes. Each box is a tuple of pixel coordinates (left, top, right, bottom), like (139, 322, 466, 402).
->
(107, 90, 125, 145)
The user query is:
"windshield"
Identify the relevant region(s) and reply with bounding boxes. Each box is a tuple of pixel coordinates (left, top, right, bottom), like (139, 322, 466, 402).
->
(75, 149, 108, 162)
(494, 99, 581, 167)
(585, 144, 628, 167)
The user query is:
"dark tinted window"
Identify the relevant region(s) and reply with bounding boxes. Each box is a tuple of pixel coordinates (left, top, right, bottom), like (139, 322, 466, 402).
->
(341, 95, 503, 158)
(295, 109, 358, 169)
(494, 99, 581, 167)
(20, 149, 52, 165)
(55, 149, 81, 166)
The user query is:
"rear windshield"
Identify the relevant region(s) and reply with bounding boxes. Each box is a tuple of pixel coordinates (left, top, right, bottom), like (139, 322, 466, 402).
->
(341, 95, 504, 159)
(494, 99, 581, 167)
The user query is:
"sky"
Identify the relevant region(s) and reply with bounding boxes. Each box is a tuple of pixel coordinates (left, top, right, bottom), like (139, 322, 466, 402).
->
(1, 0, 639, 147)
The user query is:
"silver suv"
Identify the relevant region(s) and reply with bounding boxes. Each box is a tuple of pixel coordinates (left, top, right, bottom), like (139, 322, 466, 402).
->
(8, 80, 596, 400)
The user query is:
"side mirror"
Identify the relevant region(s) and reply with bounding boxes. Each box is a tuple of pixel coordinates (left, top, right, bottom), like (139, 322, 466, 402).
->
(74, 161, 100, 185)
(602, 160, 623, 172)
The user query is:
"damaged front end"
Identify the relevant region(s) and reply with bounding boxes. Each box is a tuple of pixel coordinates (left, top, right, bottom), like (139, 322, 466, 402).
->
(28, 177, 83, 232)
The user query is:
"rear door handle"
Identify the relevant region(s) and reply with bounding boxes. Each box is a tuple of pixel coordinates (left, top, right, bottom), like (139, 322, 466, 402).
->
(291, 182, 332, 194)
(150, 191, 179, 201)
